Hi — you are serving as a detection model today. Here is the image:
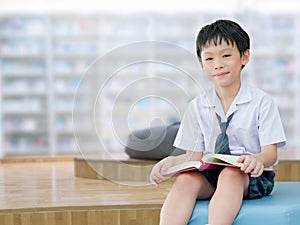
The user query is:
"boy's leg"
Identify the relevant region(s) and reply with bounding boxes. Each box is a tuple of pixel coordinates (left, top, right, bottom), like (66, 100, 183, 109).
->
(208, 167, 249, 225)
(160, 171, 215, 225)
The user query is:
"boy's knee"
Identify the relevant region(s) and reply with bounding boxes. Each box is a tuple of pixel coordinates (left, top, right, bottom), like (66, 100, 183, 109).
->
(173, 172, 215, 198)
(218, 167, 249, 195)
(174, 172, 204, 189)
(219, 167, 245, 180)
(175, 172, 200, 183)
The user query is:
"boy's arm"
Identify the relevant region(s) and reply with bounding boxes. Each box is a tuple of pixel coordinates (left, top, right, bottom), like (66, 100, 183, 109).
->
(256, 144, 278, 167)
(238, 144, 277, 177)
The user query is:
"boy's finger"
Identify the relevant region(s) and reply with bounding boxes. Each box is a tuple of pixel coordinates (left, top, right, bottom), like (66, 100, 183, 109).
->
(244, 161, 256, 173)
(152, 173, 164, 183)
(237, 155, 245, 163)
(250, 165, 263, 177)
(150, 176, 160, 186)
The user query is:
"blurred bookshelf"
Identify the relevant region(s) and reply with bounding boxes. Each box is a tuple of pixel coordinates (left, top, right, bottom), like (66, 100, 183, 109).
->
(0, 12, 299, 156)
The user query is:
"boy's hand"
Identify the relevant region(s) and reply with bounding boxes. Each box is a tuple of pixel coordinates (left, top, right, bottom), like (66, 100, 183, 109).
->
(150, 157, 174, 187)
(238, 155, 264, 177)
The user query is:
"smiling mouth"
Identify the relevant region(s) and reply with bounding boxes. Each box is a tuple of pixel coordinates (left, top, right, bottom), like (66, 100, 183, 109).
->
(214, 72, 228, 77)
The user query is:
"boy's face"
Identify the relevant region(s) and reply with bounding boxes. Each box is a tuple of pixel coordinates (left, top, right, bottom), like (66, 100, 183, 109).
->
(200, 40, 249, 89)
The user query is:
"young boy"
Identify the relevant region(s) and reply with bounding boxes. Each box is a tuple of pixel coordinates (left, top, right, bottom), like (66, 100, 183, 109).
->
(150, 19, 286, 225)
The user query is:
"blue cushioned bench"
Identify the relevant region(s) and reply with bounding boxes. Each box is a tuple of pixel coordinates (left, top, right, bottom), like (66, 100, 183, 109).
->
(188, 182, 300, 225)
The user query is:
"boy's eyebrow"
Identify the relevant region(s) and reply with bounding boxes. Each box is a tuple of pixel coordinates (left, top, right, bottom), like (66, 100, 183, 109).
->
(202, 48, 234, 55)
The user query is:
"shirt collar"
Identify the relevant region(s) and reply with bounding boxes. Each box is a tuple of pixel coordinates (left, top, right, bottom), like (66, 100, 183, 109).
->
(203, 84, 252, 118)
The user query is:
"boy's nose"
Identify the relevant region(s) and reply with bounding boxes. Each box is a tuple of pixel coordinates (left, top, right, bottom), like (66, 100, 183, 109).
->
(214, 58, 224, 70)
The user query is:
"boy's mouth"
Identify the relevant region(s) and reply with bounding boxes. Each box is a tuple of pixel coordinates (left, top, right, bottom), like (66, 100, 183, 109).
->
(214, 72, 229, 77)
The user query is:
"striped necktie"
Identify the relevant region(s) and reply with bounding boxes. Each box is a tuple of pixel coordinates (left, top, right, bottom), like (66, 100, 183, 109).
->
(215, 113, 234, 155)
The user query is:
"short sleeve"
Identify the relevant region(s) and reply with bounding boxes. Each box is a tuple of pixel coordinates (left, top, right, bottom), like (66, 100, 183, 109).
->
(258, 95, 286, 148)
(173, 99, 205, 152)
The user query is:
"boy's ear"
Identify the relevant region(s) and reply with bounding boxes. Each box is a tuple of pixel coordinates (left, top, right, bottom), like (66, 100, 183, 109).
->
(241, 49, 250, 65)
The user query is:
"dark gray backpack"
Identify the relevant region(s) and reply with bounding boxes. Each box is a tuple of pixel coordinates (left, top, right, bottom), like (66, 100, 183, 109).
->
(125, 122, 185, 160)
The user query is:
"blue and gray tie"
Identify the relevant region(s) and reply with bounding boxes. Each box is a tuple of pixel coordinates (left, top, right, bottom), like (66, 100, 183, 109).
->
(215, 113, 234, 155)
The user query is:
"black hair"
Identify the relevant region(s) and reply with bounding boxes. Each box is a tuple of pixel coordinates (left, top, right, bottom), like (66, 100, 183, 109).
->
(196, 19, 250, 64)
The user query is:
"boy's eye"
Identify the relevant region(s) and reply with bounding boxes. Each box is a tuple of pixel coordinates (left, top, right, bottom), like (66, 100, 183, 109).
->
(205, 57, 213, 61)
(223, 54, 231, 58)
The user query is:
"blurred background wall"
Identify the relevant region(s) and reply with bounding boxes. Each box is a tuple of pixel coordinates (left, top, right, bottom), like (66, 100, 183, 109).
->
(0, 0, 299, 156)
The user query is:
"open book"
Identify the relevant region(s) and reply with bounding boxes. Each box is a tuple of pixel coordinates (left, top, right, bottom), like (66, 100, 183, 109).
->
(162, 154, 273, 176)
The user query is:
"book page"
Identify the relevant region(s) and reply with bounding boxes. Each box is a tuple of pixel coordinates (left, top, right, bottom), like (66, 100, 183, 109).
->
(161, 161, 202, 176)
(202, 154, 243, 167)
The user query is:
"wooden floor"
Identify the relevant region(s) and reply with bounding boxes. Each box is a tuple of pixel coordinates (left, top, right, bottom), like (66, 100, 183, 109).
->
(1, 149, 300, 225)
(0, 160, 171, 225)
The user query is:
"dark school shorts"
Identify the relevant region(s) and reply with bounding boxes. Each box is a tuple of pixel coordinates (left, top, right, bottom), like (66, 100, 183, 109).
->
(200, 168, 275, 199)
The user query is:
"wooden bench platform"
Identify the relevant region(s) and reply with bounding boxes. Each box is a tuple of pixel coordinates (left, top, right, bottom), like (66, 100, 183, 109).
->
(74, 153, 157, 183)
(0, 160, 171, 225)
(74, 149, 300, 182)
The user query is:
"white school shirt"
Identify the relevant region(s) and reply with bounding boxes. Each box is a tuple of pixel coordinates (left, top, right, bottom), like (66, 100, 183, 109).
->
(173, 84, 286, 155)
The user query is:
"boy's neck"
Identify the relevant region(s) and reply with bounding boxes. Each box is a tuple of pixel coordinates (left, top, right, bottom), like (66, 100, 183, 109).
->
(215, 82, 241, 115)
